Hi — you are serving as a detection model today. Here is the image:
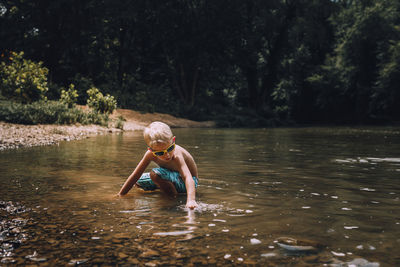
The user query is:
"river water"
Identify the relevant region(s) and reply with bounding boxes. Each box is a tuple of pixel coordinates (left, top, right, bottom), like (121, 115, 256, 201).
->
(1, 127, 399, 266)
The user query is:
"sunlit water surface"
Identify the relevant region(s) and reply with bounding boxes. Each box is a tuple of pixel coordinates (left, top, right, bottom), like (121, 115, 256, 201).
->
(1, 127, 399, 266)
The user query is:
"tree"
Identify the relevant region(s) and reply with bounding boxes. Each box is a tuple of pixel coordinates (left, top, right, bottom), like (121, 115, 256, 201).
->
(309, 0, 400, 123)
(271, 0, 336, 122)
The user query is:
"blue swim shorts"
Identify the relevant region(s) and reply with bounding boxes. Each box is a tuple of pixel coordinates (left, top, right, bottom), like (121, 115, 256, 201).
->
(136, 167, 199, 193)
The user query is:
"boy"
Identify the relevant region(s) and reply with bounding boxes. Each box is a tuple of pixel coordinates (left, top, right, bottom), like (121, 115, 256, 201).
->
(118, 121, 199, 209)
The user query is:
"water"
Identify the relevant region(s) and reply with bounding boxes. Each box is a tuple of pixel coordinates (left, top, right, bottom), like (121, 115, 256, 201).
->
(1, 127, 399, 266)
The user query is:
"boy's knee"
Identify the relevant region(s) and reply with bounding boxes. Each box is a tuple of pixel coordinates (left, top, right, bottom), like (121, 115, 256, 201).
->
(150, 170, 160, 182)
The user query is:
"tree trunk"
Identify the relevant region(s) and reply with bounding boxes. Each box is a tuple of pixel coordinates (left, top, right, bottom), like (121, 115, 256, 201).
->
(118, 23, 126, 88)
(169, 61, 200, 108)
(245, 66, 261, 108)
(260, 2, 297, 108)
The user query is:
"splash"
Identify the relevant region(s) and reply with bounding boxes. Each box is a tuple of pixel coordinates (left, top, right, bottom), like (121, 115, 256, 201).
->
(178, 202, 225, 213)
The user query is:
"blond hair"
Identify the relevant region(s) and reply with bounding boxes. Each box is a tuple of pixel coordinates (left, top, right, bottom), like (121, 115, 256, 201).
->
(143, 121, 173, 147)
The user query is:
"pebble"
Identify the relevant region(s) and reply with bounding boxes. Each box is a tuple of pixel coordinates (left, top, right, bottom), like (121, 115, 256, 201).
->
(128, 257, 140, 265)
(1, 257, 16, 264)
(1, 201, 29, 262)
(139, 249, 160, 258)
(25, 251, 47, 262)
(68, 259, 89, 265)
(118, 252, 129, 259)
(113, 233, 131, 239)
(0, 196, 387, 266)
(261, 253, 277, 258)
(250, 238, 262, 245)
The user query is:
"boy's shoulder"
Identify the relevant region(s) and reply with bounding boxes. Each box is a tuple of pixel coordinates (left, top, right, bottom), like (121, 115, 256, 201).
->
(176, 145, 195, 162)
(176, 144, 191, 156)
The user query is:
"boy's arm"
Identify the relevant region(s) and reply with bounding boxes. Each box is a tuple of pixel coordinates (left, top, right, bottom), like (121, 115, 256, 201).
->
(118, 151, 152, 196)
(177, 157, 197, 209)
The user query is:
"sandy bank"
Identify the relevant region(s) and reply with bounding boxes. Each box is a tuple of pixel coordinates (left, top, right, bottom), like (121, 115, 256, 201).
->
(0, 108, 215, 150)
(111, 108, 215, 130)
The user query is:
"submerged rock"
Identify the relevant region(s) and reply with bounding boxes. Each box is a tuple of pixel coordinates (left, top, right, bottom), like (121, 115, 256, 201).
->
(68, 258, 90, 265)
(330, 257, 380, 267)
(0, 201, 30, 262)
(276, 237, 323, 253)
(139, 249, 160, 259)
(25, 251, 47, 262)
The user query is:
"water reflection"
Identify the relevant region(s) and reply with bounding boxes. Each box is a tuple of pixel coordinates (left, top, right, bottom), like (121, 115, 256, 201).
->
(1, 127, 400, 265)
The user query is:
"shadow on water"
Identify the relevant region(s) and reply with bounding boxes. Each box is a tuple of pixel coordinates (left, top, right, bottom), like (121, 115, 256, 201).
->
(1, 127, 399, 265)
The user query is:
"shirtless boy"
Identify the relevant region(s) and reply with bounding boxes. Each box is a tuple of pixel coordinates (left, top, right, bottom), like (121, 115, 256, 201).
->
(118, 121, 198, 209)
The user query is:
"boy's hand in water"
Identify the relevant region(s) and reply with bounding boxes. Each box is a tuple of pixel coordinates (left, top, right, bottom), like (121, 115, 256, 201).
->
(186, 200, 197, 209)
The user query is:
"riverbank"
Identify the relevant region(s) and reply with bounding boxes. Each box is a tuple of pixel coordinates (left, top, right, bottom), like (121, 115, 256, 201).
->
(0, 108, 215, 150)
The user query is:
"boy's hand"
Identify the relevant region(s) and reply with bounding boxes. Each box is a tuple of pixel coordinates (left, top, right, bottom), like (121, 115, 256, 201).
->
(186, 200, 198, 210)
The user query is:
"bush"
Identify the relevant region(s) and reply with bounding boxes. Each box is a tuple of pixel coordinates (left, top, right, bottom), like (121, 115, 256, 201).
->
(114, 115, 126, 130)
(69, 74, 94, 104)
(0, 100, 108, 126)
(60, 84, 78, 108)
(0, 51, 48, 103)
(87, 87, 117, 114)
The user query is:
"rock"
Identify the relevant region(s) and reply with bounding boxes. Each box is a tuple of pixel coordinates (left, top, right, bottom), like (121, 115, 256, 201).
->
(1, 257, 16, 264)
(113, 232, 131, 239)
(276, 237, 323, 252)
(10, 227, 21, 234)
(27, 255, 47, 262)
(347, 258, 380, 267)
(44, 224, 57, 229)
(118, 252, 129, 259)
(68, 258, 89, 265)
(208, 258, 217, 264)
(47, 239, 59, 246)
(128, 257, 140, 264)
(250, 238, 262, 245)
(329, 258, 380, 267)
(139, 249, 160, 258)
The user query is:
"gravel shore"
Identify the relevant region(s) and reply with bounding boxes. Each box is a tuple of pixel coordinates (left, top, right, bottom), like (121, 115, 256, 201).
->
(0, 122, 121, 150)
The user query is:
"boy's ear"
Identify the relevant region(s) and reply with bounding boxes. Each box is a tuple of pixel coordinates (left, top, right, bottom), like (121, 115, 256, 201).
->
(173, 136, 176, 142)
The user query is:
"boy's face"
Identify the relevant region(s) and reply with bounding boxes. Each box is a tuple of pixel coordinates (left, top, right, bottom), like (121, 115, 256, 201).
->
(148, 138, 175, 161)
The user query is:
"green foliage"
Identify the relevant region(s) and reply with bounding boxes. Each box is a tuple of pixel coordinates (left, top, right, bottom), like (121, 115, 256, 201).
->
(69, 74, 94, 105)
(113, 75, 157, 113)
(308, 0, 400, 122)
(272, 80, 291, 121)
(213, 107, 277, 128)
(372, 40, 400, 118)
(0, 52, 48, 103)
(60, 84, 79, 108)
(86, 87, 117, 115)
(2, 0, 399, 125)
(114, 115, 126, 130)
(0, 100, 108, 126)
(131, 91, 156, 113)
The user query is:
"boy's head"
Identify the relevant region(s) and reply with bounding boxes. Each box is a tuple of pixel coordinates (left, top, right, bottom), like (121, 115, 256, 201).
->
(143, 121, 174, 147)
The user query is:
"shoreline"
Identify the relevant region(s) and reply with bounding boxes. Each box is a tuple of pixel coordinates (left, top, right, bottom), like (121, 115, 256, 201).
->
(0, 108, 215, 151)
(0, 122, 121, 150)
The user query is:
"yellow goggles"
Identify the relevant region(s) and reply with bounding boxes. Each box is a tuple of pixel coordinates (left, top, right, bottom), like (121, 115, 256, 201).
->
(148, 142, 175, 156)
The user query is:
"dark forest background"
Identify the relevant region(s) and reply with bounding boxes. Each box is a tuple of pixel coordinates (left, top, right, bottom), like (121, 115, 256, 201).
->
(1, 0, 399, 127)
